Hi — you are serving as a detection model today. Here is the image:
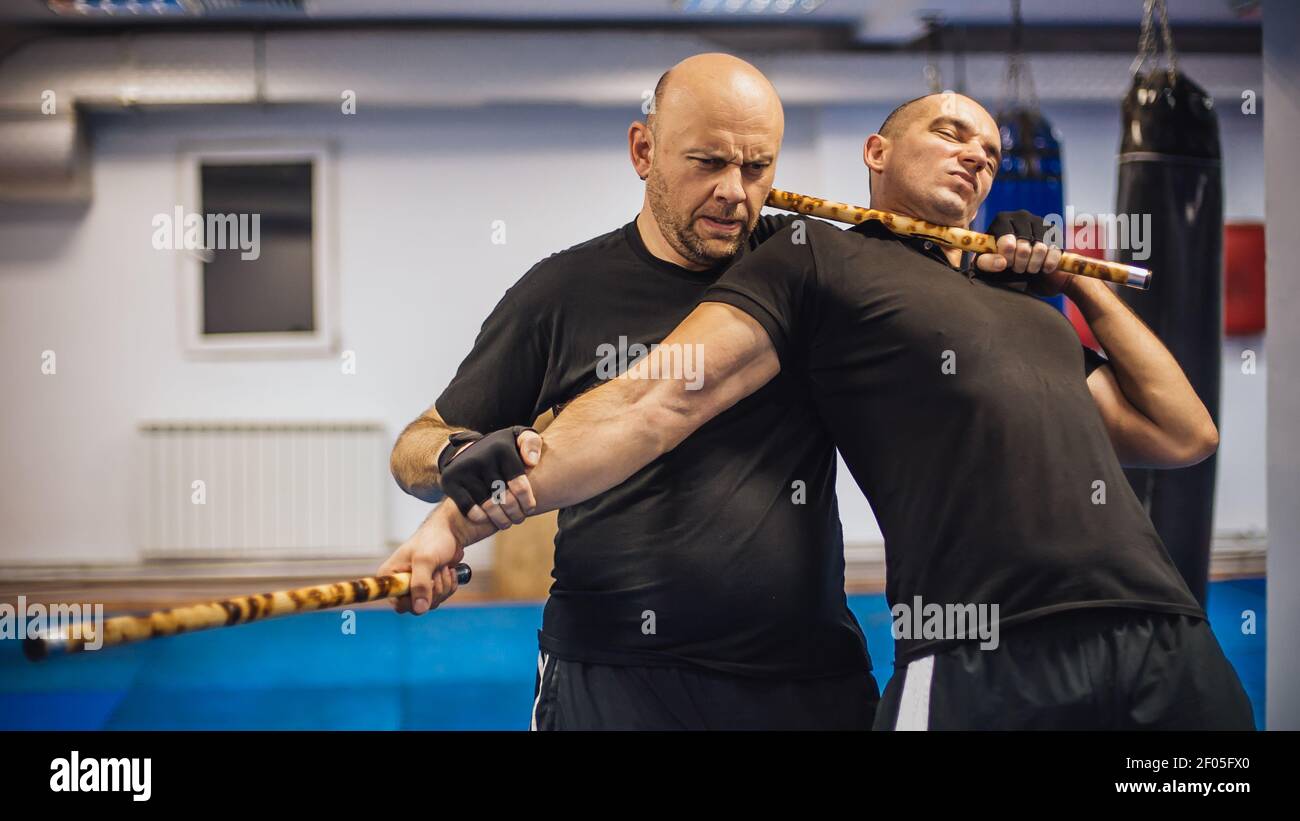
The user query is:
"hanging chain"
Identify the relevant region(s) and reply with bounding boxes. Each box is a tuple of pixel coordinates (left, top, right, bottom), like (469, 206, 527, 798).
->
(1132, 0, 1178, 86)
(1001, 0, 1038, 112)
(1156, 0, 1178, 83)
(923, 15, 944, 93)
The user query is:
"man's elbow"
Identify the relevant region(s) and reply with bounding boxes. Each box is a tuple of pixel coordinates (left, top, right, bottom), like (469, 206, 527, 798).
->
(1168, 422, 1219, 467)
(390, 438, 440, 503)
(1190, 422, 1220, 463)
(389, 444, 416, 495)
(389, 445, 412, 492)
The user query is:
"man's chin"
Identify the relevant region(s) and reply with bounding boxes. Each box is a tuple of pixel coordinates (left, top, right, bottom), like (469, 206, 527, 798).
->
(924, 198, 974, 228)
(698, 237, 744, 262)
(676, 230, 742, 265)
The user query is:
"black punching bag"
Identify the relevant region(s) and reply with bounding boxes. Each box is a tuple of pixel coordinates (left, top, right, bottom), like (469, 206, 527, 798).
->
(1116, 57, 1222, 606)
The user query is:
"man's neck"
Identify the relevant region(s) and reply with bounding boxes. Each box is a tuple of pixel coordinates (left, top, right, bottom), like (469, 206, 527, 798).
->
(635, 209, 710, 271)
(870, 196, 967, 269)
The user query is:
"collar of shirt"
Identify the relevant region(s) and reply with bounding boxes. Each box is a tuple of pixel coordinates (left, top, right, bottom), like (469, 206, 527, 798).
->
(847, 218, 1046, 291)
(623, 218, 727, 283)
(851, 219, 978, 278)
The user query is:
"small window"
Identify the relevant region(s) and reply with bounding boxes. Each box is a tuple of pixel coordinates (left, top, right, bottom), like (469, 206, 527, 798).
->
(177, 142, 335, 357)
(201, 162, 314, 335)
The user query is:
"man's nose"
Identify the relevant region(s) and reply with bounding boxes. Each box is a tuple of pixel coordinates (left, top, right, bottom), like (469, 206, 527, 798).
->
(957, 144, 990, 173)
(957, 148, 985, 171)
(714, 165, 745, 204)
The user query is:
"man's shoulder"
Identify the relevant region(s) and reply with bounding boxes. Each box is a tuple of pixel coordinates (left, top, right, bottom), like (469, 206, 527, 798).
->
(530, 224, 628, 275)
(506, 224, 631, 297)
(755, 213, 842, 239)
(803, 218, 904, 263)
(738, 215, 853, 266)
(551, 224, 629, 260)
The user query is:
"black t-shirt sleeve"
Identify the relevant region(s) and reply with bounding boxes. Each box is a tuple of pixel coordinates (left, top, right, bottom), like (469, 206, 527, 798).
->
(1083, 345, 1109, 378)
(704, 222, 820, 364)
(434, 271, 553, 431)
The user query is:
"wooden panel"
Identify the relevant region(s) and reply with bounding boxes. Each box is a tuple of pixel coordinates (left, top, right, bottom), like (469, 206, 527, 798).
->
(490, 510, 558, 601)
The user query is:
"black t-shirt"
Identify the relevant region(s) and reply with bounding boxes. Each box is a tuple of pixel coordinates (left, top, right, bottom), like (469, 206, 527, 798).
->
(705, 219, 1205, 664)
(436, 215, 871, 678)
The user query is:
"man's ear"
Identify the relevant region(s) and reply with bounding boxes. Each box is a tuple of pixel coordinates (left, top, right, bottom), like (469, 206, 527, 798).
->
(863, 133, 888, 176)
(629, 121, 653, 181)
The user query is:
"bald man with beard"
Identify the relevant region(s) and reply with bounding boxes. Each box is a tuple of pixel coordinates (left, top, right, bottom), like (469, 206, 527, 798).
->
(385, 54, 878, 730)
(385, 60, 1050, 730)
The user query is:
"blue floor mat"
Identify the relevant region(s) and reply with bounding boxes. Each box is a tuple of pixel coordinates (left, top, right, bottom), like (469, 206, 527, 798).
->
(0, 579, 1267, 730)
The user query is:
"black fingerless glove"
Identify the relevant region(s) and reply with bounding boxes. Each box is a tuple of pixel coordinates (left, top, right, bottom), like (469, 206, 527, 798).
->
(437, 430, 483, 474)
(988, 209, 1047, 245)
(439, 425, 536, 515)
(982, 209, 1049, 283)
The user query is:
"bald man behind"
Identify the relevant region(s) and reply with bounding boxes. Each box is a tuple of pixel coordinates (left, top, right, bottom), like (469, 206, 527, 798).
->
(384, 54, 881, 729)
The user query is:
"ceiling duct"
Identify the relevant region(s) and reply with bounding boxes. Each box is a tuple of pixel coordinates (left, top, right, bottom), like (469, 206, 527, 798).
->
(0, 110, 91, 205)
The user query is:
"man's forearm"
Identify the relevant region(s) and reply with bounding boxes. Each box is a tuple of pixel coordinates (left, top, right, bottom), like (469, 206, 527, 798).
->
(1067, 275, 1217, 449)
(429, 384, 660, 549)
(526, 371, 691, 513)
(522, 303, 781, 514)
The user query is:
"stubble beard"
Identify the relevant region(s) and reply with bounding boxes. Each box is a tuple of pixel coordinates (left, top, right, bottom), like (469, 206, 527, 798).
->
(645, 167, 750, 267)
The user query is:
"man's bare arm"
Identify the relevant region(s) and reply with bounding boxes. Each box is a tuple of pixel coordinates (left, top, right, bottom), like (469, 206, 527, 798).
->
(390, 404, 466, 503)
(1069, 276, 1219, 468)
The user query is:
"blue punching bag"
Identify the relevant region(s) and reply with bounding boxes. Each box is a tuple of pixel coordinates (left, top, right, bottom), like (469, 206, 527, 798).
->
(978, 108, 1067, 314)
(977, 0, 1067, 314)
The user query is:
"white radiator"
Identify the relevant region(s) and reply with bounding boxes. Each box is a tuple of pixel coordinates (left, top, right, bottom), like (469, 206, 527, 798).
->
(137, 421, 387, 560)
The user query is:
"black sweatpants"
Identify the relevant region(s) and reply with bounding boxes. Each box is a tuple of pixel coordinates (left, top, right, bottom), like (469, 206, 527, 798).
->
(530, 650, 880, 730)
(873, 608, 1255, 730)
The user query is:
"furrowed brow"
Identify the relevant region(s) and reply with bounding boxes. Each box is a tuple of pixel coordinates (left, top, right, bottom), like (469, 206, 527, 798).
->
(685, 147, 773, 165)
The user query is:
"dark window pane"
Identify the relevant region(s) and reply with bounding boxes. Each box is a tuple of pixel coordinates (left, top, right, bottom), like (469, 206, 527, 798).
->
(200, 162, 314, 335)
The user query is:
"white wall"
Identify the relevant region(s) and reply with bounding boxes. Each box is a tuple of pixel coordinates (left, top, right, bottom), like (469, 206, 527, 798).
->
(0, 70, 1267, 565)
(0, 103, 821, 565)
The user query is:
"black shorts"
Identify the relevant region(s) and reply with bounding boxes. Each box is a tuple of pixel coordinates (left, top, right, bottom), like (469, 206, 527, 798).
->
(530, 650, 880, 730)
(873, 608, 1255, 730)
